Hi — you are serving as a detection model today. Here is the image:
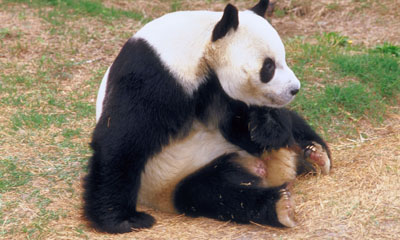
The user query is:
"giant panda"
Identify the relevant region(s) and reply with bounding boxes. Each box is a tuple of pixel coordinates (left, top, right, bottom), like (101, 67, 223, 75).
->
(84, 0, 331, 234)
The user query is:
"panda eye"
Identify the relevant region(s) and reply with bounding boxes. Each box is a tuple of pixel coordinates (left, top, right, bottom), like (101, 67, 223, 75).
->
(260, 58, 276, 83)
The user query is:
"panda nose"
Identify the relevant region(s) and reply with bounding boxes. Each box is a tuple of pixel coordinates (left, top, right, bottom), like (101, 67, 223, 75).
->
(290, 88, 300, 96)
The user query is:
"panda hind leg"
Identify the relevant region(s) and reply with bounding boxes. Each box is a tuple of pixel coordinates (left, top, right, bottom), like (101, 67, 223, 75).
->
(174, 153, 297, 228)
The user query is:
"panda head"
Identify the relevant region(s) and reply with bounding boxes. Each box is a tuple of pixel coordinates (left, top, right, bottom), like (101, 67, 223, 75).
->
(206, 0, 300, 108)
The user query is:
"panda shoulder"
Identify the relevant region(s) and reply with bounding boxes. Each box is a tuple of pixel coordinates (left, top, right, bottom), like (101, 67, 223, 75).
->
(133, 11, 222, 94)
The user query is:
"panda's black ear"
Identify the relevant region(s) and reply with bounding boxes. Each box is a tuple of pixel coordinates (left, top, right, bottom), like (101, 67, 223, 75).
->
(250, 0, 269, 17)
(212, 4, 239, 42)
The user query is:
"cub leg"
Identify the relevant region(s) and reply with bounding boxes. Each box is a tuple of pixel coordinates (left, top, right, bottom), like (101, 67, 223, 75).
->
(174, 153, 297, 228)
(236, 149, 298, 188)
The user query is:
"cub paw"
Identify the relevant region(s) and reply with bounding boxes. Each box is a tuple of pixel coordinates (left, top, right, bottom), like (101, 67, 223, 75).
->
(304, 142, 331, 175)
(248, 108, 294, 150)
(276, 186, 297, 228)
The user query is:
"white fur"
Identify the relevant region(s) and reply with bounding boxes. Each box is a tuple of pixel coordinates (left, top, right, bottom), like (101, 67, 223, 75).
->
(138, 122, 240, 212)
(97, 7, 302, 212)
(95, 67, 110, 122)
(214, 11, 300, 107)
(134, 10, 299, 107)
(135, 11, 222, 94)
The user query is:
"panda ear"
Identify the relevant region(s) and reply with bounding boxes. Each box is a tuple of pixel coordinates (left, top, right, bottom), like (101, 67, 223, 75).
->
(212, 4, 239, 42)
(250, 0, 269, 17)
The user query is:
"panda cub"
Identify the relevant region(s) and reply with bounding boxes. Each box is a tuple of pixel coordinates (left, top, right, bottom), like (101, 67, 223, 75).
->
(84, 0, 331, 234)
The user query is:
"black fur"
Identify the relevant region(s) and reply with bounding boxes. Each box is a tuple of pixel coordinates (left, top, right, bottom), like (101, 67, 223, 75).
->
(174, 153, 286, 227)
(83, 38, 196, 233)
(260, 57, 276, 83)
(174, 105, 330, 226)
(193, 70, 299, 156)
(212, 4, 239, 42)
(247, 106, 295, 150)
(250, 0, 269, 17)
(84, 26, 330, 234)
(83, 37, 301, 233)
(170, 66, 330, 228)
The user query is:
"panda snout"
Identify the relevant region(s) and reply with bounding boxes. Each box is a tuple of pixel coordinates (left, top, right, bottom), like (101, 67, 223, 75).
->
(290, 88, 299, 96)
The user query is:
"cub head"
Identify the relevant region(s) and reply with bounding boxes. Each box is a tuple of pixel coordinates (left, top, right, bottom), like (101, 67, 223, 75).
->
(206, 0, 300, 107)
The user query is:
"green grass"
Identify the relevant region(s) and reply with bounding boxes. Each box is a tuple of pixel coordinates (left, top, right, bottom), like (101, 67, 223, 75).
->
(332, 53, 400, 98)
(324, 83, 385, 119)
(1, 93, 27, 106)
(288, 32, 399, 137)
(62, 128, 82, 138)
(171, 0, 182, 12)
(70, 101, 95, 119)
(11, 111, 67, 130)
(0, 157, 32, 193)
(274, 8, 286, 18)
(3, 0, 146, 22)
(373, 42, 400, 57)
(318, 32, 350, 47)
(293, 82, 386, 131)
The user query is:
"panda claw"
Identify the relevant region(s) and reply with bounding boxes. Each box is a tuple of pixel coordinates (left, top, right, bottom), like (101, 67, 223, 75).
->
(305, 142, 331, 175)
(276, 187, 297, 228)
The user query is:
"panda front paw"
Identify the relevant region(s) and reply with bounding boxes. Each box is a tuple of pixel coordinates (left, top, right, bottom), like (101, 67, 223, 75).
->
(248, 108, 294, 150)
(94, 211, 155, 234)
(127, 211, 156, 229)
(304, 142, 331, 175)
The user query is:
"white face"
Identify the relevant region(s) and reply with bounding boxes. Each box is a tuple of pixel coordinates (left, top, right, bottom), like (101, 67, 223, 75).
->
(213, 11, 300, 107)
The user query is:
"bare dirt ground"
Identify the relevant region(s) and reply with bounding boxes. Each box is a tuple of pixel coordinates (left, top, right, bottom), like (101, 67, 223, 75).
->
(1, 0, 399, 239)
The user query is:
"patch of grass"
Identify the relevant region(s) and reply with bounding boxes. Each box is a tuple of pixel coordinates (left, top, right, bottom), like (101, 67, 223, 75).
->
(326, 2, 340, 11)
(4, 0, 146, 22)
(15, 75, 35, 87)
(46, 94, 66, 109)
(292, 82, 386, 137)
(287, 32, 398, 137)
(324, 83, 385, 119)
(331, 53, 400, 98)
(171, 0, 182, 12)
(70, 101, 95, 119)
(0, 28, 11, 39)
(373, 42, 400, 57)
(274, 8, 286, 17)
(0, 94, 27, 106)
(0, 157, 32, 193)
(11, 111, 67, 130)
(62, 128, 81, 138)
(10, 40, 29, 56)
(21, 190, 68, 239)
(74, 224, 89, 239)
(318, 32, 350, 47)
(0, 201, 20, 235)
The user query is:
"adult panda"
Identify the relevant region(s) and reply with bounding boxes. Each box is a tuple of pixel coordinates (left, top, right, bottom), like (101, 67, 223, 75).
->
(84, 0, 331, 234)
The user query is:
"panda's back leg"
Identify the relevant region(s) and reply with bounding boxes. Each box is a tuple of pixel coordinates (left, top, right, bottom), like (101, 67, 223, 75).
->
(173, 153, 296, 228)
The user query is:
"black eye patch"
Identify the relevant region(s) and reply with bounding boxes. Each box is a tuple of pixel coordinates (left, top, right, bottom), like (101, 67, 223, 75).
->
(260, 58, 275, 83)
